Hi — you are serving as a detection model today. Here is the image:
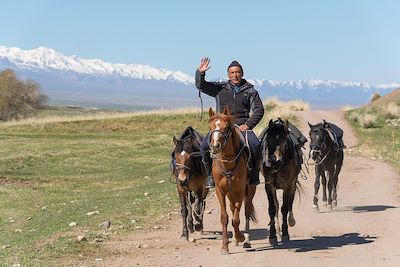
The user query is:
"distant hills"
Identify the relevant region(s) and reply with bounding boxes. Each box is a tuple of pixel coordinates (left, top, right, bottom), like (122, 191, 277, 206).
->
(1, 45, 398, 110)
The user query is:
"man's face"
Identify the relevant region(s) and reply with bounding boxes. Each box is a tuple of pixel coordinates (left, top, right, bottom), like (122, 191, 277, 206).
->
(228, 66, 242, 86)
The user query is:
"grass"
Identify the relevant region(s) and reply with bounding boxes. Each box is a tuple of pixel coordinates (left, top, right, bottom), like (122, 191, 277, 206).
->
(0, 111, 209, 266)
(0, 101, 305, 266)
(346, 107, 400, 170)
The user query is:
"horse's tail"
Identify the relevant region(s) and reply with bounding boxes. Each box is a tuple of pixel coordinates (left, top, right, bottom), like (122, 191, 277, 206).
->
(245, 185, 258, 223)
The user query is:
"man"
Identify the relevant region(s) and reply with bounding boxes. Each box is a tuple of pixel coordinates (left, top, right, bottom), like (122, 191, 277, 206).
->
(195, 57, 264, 188)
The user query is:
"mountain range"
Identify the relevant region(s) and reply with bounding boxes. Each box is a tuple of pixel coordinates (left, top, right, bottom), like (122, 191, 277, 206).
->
(0, 45, 398, 110)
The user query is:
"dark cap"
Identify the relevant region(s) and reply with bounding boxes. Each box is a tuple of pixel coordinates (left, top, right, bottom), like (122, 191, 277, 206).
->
(227, 60, 243, 75)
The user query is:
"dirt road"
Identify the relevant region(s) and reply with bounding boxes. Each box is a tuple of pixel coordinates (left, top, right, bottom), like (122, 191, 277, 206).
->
(93, 110, 400, 267)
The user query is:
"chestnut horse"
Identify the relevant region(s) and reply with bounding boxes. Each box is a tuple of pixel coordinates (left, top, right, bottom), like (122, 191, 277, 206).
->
(260, 119, 302, 246)
(208, 107, 257, 254)
(171, 127, 208, 240)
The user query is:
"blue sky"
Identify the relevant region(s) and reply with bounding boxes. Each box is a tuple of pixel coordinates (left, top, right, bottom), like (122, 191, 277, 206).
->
(1, 0, 399, 84)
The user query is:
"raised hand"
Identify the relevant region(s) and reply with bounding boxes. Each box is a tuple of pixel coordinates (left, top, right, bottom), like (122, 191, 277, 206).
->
(198, 57, 211, 73)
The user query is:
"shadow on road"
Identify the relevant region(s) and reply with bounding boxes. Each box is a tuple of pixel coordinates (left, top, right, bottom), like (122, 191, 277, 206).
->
(350, 205, 397, 213)
(252, 232, 375, 253)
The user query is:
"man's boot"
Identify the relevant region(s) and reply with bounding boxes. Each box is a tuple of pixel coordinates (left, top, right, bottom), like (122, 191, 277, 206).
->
(249, 158, 262, 185)
(202, 161, 215, 189)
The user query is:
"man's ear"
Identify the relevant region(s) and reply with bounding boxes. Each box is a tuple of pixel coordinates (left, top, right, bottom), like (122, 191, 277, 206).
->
(223, 105, 230, 116)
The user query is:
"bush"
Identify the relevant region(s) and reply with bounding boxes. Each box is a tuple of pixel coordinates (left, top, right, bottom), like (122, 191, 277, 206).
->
(382, 102, 400, 119)
(359, 113, 377, 128)
(0, 69, 47, 121)
(370, 92, 381, 102)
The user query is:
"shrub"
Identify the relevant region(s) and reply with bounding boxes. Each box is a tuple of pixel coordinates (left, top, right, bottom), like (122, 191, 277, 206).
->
(382, 102, 400, 119)
(0, 69, 47, 121)
(370, 92, 381, 102)
(359, 113, 377, 128)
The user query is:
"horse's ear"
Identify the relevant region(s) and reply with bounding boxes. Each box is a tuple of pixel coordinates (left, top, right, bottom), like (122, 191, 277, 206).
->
(308, 122, 313, 128)
(268, 119, 273, 128)
(223, 105, 230, 115)
(323, 120, 328, 128)
(284, 120, 289, 132)
(208, 107, 215, 118)
(173, 136, 178, 145)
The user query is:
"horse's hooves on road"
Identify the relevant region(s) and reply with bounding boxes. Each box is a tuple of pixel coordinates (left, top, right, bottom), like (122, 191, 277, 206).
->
(332, 200, 337, 207)
(269, 238, 278, 247)
(312, 205, 319, 212)
(327, 204, 333, 212)
(180, 235, 188, 241)
(281, 236, 290, 242)
(323, 201, 328, 207)
(243, 242, 251, 249)
(220, 248, 229, 255)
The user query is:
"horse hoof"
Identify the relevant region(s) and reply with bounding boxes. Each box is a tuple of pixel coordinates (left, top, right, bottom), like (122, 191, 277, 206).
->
(231, 237, 238, 246)
(323, 201, 328, 207)
(194, 224, 203, 232)
(243, 242, 251, 249)
(220, 248, 229, 255)
(312, 205, 319, 212)
(180, 235, 188, 241)
(288, 212, 296, 227)
(332, 200, 337, 207)
(327, 204, 333, 212)
(269, 237, 278, 247)
(281, 236, 290, 242)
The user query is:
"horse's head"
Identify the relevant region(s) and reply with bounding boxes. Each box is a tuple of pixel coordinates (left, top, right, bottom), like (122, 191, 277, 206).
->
(208, 106, 233, 157)
(173, 136, 196, 186)
(308, 122, 327, 163)
(266, 118, 289, 170)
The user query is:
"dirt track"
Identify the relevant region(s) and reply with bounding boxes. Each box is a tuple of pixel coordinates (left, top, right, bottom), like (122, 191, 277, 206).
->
(93, 110, 400, 267)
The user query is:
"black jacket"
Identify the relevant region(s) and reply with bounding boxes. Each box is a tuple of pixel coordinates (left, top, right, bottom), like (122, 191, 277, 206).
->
(195, 70, 264, 130)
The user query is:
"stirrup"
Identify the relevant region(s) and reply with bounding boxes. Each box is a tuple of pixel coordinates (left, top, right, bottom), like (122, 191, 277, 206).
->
(205, 176, 215, 189)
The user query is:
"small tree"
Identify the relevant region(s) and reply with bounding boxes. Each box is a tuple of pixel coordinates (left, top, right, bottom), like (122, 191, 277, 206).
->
(0, 69, 47, 121)
(370, 92, 381, 102)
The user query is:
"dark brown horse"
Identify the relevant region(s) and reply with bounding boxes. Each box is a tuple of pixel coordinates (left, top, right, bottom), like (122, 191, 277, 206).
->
(208, 106, 257, 254)
(171, 127, 208, 240)
(308, 121, 344, 211)
(260, 119, 302, 246)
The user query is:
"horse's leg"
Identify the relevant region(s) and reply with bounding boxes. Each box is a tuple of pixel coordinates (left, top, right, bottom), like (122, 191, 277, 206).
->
(332, 163, 342, 207)
(281, 190, 291, 242)
(178, 189, 189, 240)
(216, 186, 230, 254)
(230, 193, 245, 243)
(313, 166, 321, 211)
(186, 193, 194, 233)
(326, 167, 335, 211)
(321, 169, 328, 206)
(287, 186, 296, 228)
(266, 183, 278, 246)
(243, 184, 256, 248)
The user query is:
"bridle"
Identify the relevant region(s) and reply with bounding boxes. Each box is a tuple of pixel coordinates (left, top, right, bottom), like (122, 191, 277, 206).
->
(309, 128, 331, 165)
(209, 127, 232, 158)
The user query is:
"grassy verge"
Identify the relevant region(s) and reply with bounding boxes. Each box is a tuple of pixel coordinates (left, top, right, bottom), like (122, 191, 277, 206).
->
(345, 108, 400, 170)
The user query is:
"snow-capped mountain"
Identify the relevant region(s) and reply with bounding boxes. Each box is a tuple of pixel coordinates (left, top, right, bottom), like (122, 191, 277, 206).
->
(0, 45, 398, 109)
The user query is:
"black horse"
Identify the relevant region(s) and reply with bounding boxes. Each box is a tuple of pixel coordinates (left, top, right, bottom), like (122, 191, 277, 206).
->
(171, 127, 208, 240)
(308, 121, 344, 211)
(260, 119, 303, 246)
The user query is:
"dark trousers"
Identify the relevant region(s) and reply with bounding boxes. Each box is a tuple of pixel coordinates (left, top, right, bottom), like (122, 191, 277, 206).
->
(201, 130, 262, 171)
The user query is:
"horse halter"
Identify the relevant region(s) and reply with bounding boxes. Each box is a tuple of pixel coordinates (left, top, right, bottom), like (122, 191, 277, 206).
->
(209, 127, 232, 158)
(309, 128, 327, 162)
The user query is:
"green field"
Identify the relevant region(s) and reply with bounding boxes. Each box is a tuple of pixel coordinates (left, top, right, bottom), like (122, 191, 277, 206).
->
(0, 111, 211, 266)
(0, 100, 304, 266)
